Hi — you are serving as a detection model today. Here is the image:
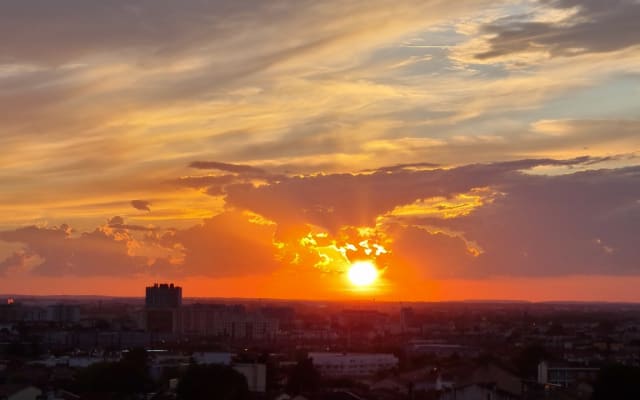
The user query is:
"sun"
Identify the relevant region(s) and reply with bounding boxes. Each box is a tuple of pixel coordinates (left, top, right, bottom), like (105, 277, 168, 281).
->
(347, 260, 379, 287)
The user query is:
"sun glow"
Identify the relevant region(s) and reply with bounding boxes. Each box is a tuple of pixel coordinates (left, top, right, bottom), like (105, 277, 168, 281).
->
(347, 260, 379, 287)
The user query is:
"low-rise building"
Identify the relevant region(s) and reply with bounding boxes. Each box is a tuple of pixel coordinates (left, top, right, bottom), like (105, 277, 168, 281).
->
(309, 352, 398, 377)
(181, 304, 278, 339)
(440, 383, 519, 400)
(192, 352, 233, 365)
(537, 361, 599, 387)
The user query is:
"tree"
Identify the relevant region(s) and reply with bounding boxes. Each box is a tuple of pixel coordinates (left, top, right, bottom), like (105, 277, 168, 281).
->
(511, 344, 550, 379)
(258, 352, 280, 392)
(75, 361, 151, 397)
(122, 347, 148, 368)
(177, 364, 249, 400)
(593, 364, 640, 400)
(74, 349, 152, 397)
(286, 356, 320, 395)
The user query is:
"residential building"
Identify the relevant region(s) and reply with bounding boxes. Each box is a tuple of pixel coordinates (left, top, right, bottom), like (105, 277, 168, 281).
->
(537, 361, 599, 387)
(309, 352, 398, 377)
(144, 283, 182, 333)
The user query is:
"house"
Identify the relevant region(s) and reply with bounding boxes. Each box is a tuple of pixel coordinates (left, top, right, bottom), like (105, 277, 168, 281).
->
(439, 383, 519, 400)
(438, 361, 524, 400)
(370, 366, 454, 395)
(465, 362, 522, 396)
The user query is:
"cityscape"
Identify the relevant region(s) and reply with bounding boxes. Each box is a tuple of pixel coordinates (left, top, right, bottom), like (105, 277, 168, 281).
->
(1, 0, 640, 399)
(1, 284, 640, 399)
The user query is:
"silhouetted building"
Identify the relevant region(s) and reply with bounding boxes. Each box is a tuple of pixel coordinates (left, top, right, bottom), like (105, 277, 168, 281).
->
(0, 301, 47, 322)
(46, 304, 81, 323)
(144, 283, 182, 333)
(145, 283, 182, 308)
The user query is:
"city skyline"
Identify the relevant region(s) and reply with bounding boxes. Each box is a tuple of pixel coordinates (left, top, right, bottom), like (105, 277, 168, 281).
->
(1, 0, 640, 301)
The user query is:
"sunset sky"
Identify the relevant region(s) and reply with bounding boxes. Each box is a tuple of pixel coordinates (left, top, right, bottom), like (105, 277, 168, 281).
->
(1, 0, 639, 301)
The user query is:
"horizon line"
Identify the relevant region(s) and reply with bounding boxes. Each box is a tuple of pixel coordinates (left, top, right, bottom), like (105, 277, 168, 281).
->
(2, 293, 640, 305)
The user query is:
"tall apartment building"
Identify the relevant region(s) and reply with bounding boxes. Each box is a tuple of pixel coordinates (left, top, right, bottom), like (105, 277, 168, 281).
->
(144, 283, 182, 333)
(142, 284, 277, 338)
(145, 283, 182, 308)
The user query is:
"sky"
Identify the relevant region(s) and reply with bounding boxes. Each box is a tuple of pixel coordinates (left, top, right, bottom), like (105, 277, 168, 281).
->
(1, 0, 639, 301)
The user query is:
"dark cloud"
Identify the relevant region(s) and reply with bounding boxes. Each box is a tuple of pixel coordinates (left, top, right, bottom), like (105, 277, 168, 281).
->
(385, 224, 480, 279)
(169, 175, 239, 196)
(131, 199, 151, 211)
(181, 162, 286, 196)
(189, 161, 267, 175)
(384, 166, 640, 278)
(170, 210, 280, 277)
(219, 157, 640, 278)
(107, 216, 156, 232)
(108, 216, 125, 226)
(224, 157, 603, 232)
(475, 0, 640, 60)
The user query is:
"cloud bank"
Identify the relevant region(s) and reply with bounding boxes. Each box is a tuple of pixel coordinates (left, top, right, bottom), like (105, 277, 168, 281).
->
(2, 158, 638, 281)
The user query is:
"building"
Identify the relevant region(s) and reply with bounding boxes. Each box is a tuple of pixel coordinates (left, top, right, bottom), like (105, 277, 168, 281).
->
(537, 361, 599, 387)
(147, 350, 266, 393)
(338, 310, 388, 327)
(309, 352, 398, 377)
(371, 367, 454, 395)
(192, 352, 233, 365)
(46, 304, 80, 323)
(146, 283, 182, 308)
(439, 383, 519, 400)
(0, 302, 47, 323)
(142, 284, 278, 338)
(407, 341, 477, 358)
(465, 362, 523, 397)
(145, 283, 182, 333)
(181, 304, 278, 339)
